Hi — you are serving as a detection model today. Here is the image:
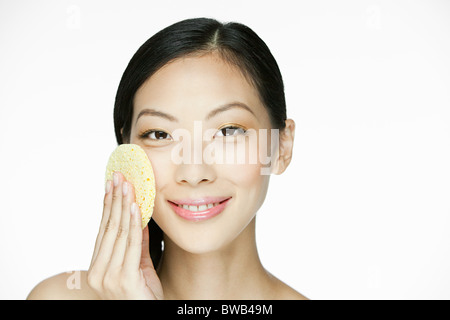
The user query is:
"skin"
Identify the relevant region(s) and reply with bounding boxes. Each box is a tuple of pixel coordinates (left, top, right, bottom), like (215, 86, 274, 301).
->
(27, 52, 306, 300)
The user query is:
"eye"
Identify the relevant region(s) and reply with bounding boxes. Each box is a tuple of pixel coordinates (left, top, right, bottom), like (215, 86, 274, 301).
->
(139, 129, 173, 141)
(215, 125, 247, 138)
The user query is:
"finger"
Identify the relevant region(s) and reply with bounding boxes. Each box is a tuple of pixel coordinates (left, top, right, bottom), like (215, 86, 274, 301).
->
(92, 171, 124, 272)
(140, 225, 155, 270)
(90, 179, 113, 267)
(141, 225, 150, 260)
(108, 180, 135, 268)
(122, 203, 143, 273)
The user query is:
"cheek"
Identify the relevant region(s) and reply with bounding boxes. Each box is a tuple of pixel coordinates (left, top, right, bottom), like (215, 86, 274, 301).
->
(226, 162, 270, 215)
(144, 151, 173, 201)
(231, 163, 263, 187)
(126, 140, 172, 209)
(145, 154, 174, 230)
(149, 157, 169, 188)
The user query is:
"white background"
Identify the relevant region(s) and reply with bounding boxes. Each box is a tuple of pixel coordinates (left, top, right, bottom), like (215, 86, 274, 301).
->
(0, 0, 449, 300)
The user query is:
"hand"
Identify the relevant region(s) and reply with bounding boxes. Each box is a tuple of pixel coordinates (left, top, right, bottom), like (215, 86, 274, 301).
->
(87, 171, 164, 300)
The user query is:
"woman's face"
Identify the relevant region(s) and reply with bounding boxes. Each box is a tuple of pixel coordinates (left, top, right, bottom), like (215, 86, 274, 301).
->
(129, 53, 276, 254)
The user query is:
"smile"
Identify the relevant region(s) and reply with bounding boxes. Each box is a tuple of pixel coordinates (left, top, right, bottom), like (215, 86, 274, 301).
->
(168, 197, 232, 221)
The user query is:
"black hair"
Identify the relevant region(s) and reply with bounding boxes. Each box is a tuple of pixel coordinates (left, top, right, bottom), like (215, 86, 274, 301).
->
(113, 17, 287, 268)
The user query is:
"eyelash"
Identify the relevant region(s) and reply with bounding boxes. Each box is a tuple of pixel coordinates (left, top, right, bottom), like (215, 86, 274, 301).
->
(138, 125, 248, 141)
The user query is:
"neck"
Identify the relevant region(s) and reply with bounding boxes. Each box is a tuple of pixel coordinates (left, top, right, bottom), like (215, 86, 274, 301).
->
(157, 218, 274, 300)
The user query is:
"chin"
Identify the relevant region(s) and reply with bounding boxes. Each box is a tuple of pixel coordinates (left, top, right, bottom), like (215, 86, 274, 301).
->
(166, 226, 234, 255)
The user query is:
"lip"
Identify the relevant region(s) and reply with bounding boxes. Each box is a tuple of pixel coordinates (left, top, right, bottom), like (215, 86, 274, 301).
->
(168, 197, 232, 221)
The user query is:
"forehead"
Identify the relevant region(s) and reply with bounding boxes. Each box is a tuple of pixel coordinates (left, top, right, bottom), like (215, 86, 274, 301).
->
(133, 53, 270, 125)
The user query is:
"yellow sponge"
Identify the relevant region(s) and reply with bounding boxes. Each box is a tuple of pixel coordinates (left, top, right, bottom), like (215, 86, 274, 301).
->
(104, 144, 155, 229)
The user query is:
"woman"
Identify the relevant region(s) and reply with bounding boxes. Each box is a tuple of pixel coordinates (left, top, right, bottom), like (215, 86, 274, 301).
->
(28, 17, 306, 300)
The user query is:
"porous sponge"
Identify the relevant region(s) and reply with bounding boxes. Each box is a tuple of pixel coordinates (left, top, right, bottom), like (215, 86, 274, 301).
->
(104, 144, 155, 229)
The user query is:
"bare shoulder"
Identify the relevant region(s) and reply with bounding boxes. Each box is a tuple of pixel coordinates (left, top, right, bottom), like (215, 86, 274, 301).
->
(27, 270, 99, 300)
(276, 282, 309, 300)
(269, 274, 309, 300)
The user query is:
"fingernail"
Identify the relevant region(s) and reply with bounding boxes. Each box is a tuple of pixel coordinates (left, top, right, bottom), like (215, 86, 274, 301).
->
(122, 181, 128, 196)
(105, 180, 112, 194)
(113, 172, 119, 186)
(131, 202, 137, 214)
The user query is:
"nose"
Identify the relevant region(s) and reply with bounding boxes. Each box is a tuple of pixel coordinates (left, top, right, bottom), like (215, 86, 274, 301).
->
(174, 163, 217, 187)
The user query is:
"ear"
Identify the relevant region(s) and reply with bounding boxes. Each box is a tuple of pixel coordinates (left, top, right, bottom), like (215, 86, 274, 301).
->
(120, 128, 127, 144)
(271, 119, 295, 175)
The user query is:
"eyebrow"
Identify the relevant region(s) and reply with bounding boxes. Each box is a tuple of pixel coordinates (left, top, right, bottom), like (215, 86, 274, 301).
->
(134, 102, 256, 125)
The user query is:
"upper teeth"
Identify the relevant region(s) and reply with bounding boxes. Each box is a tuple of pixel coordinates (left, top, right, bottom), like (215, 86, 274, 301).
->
(178, 203, 220, 211)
